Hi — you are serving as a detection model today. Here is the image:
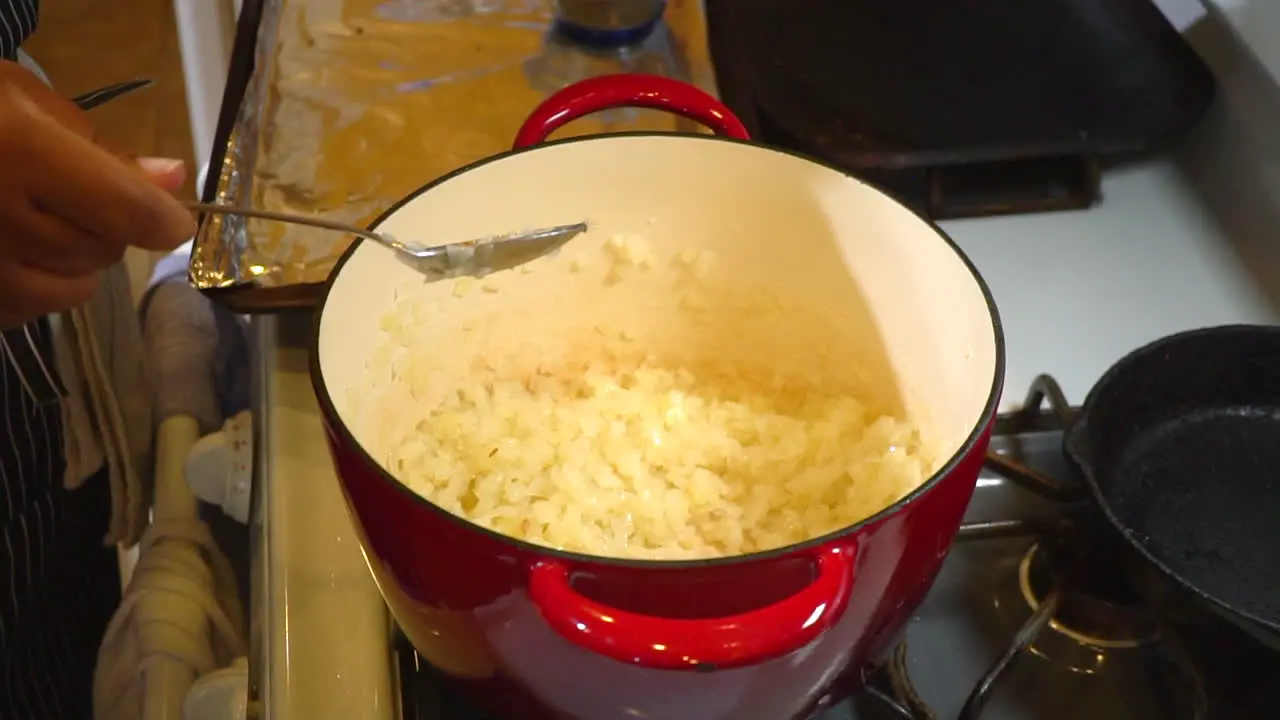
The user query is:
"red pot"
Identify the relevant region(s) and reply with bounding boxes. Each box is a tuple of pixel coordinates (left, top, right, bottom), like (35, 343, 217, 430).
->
(312, 74, 1004, 720)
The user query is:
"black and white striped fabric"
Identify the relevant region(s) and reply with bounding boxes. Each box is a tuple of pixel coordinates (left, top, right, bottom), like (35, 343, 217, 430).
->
(0, 319, 117, 719)
(0, 2, 123, 718)
(0, 326, 66, 406)
(0, 0, 36, 61)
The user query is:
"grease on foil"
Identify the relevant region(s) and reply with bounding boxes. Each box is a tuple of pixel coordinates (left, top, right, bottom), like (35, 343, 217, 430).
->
(191, 0, 717, 299)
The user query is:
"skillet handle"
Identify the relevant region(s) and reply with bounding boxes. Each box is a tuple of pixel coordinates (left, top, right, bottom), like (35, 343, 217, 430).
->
(528, 542, 856, 670)
(512, 74, 751, 149)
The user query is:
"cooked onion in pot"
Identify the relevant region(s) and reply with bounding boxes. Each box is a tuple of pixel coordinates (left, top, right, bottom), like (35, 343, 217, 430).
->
(360, 235, 931, 560)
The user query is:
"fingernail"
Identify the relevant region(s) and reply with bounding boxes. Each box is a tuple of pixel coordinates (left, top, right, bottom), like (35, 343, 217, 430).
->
(137, 157, 185, 175)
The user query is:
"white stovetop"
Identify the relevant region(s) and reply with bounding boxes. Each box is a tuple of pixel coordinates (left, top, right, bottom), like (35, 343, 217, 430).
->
(253, 3, 1280, 718)
(1212, 0, 1280, 80)
(950, 163, 1277, 408)
(256, 326, 396, 720)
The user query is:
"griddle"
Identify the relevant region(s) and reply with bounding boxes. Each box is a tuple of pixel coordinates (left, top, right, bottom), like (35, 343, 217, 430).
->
(706, 0, 1216, 219)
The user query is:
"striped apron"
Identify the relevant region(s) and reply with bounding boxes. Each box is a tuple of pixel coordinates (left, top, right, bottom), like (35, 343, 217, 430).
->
(0, 320, 118, 719)
(1, 2, 123, 716)
(0, 0, 36, 61)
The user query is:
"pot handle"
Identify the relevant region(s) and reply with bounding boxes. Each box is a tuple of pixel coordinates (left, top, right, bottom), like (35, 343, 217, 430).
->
(512, 73, 751, 149)
(528, 542, 857, 670)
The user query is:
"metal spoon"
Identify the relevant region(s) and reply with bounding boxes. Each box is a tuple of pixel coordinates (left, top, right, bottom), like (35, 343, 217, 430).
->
(185, 202, 588, 280)
(76, 81, 588, 278)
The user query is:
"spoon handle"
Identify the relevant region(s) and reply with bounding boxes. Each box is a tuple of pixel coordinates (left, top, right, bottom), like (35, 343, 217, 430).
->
(187, 201, 588, 280)
(185, 202, 389, 246)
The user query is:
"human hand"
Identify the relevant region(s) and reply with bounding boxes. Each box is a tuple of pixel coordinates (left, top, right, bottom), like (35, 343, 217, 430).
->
(0, 60, 196, 330)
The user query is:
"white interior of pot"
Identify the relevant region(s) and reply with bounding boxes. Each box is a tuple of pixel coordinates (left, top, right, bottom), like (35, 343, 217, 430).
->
(318, 135, 999, 498)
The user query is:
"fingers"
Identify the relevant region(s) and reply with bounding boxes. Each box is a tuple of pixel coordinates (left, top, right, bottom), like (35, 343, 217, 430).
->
(21, 123, 196, 251)
(0, 90, 195, 252)
(0, 197, 124, 277)
(0, 61, 94, 139)
(136, 157, 188, 194)
(0, 264, 98, 329)
(0, 61, 195, 287)
(0, 63, 183, 327)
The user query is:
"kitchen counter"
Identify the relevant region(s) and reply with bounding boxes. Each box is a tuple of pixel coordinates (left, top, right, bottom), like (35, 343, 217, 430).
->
(245, 3, 1280, 719)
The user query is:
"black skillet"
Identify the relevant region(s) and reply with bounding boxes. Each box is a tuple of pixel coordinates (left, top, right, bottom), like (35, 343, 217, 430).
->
(1064, 324, 1280, 652)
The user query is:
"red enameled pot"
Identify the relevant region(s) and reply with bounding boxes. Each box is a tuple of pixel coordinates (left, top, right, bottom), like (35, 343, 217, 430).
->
(311, 74, 1005, 720)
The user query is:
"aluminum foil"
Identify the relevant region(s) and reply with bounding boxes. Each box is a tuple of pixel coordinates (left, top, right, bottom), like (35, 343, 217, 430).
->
(191, 0, 716, 311)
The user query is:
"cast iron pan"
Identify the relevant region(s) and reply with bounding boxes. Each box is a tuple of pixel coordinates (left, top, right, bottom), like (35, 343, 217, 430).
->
(741, 0, 1215, 166)
(1065, 325, 1280, 650)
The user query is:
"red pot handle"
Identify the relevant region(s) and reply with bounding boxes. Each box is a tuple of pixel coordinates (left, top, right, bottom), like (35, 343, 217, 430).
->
(528, 542, 857, 670)
(512, 73, 751, 149)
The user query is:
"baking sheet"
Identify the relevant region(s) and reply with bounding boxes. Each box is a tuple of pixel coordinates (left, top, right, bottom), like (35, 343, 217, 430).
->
(191, 0, 716, 311)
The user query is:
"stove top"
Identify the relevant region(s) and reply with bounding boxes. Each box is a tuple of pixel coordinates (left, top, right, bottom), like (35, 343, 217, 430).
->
(392, 375, 1278, 720)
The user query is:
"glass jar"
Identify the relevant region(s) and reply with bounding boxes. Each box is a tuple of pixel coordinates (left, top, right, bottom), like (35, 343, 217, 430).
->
(552, 0, 667, 47)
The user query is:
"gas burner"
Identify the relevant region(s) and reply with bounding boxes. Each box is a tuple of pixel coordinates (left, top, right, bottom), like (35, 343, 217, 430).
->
(942, 374, 1206, 720)
(959, 538, 1202, 720)
(1017, 542, 1160, 661)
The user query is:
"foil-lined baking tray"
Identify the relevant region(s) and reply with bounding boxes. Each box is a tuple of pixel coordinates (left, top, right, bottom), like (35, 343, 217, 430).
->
(192, 0, 717, 312)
